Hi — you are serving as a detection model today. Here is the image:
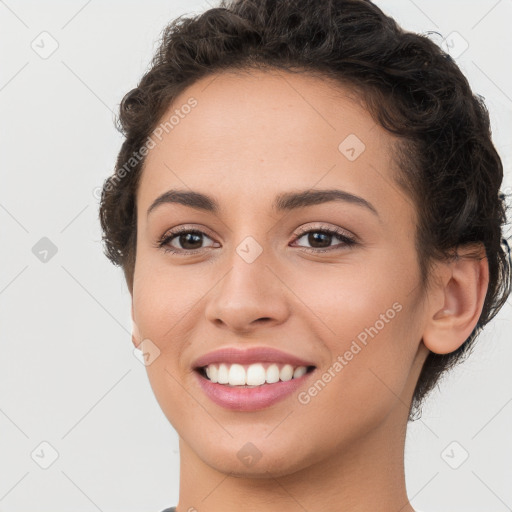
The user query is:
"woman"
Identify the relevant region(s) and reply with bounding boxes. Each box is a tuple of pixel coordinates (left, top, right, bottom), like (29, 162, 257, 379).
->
(99, 0, 510, 510)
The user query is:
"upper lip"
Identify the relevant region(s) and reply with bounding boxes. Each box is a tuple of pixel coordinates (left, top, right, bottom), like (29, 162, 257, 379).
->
(192, 346, 316, 369)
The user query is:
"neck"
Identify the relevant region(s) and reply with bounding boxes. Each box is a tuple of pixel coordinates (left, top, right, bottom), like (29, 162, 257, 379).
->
(175, 401, 415, 512)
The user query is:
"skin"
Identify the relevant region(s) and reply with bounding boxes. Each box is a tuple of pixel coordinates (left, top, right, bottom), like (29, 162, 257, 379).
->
(130, 69, 489, 512)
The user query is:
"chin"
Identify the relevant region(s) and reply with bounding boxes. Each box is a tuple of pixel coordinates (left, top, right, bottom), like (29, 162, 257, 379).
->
(203, 450, 311, 479)
(189, 432, 330, 479)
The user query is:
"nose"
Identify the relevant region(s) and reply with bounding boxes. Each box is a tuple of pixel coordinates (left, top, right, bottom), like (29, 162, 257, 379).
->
(204, 249, 290, 334)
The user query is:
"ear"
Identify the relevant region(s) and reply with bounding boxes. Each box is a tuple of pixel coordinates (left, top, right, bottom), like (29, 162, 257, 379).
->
(131, 302, 142, 349)
(422, 244, 489, 355)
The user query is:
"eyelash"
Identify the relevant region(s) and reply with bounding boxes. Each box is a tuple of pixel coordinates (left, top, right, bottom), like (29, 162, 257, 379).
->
(156, 224, 357, 256)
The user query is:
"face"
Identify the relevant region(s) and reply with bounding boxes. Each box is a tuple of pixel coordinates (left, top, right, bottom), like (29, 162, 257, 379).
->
(132, 69, 430, 477)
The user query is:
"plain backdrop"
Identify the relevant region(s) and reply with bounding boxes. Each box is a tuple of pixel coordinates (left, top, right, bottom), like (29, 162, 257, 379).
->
(0, 1, 511, 511)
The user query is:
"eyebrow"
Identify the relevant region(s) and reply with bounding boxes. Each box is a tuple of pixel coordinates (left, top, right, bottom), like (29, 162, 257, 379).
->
(147, 188, 378, 217)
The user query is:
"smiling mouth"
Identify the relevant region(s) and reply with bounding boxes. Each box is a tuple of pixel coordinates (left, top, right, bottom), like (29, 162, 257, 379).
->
(196, 363, 316, 387)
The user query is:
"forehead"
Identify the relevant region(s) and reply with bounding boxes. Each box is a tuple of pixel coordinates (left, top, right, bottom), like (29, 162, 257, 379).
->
(137, 69, 410, 222)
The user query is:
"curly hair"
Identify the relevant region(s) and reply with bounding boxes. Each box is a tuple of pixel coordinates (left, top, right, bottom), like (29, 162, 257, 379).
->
(99, 0, 511, 418)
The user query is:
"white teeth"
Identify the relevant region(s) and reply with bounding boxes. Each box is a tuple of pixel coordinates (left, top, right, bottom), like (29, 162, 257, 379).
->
(279, 364, 294, 382)
(293, 366, 307, 378)
(246, 363, 266, 386)
(202, 362, 310, 386)
(217, 363, 229, 384)
(206, 364, 218, 383)
(266, 364, 280, 384)
(228, 364, 246, 386)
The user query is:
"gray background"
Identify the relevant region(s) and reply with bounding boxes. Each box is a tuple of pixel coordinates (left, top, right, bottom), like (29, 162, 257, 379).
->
(0, 1, 511, 511)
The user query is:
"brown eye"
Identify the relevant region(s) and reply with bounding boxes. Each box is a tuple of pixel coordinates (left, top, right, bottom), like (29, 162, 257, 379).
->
(159, 229, 217, 254)
(174, 231, 204, 250)
(303, 231, 332, 249)
(293, 227, 357, 252)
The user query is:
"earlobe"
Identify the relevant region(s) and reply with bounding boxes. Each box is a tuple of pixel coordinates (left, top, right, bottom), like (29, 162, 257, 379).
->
(422, 246, 489, 355)
(131, 303, 141, 349)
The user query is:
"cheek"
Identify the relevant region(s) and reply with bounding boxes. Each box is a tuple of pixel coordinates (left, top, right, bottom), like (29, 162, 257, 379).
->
(132, 264, 198, 426)
(298, 249, 423, 401)
(293, 249, 417, 338)
(132, 260, 190, 351)
(299, 305, 422, 446)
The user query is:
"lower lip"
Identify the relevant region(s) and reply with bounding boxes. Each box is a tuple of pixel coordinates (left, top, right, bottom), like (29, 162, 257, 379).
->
(194, 369, 315, 411)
